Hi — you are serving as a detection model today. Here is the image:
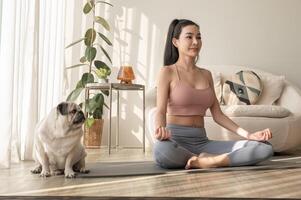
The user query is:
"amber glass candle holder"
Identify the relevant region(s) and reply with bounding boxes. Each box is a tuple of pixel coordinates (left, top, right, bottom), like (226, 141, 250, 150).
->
(117, 66, 135, 84)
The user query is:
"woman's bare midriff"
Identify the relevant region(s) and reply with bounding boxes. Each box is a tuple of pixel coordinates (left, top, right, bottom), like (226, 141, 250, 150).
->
(167, 115, 204, 128)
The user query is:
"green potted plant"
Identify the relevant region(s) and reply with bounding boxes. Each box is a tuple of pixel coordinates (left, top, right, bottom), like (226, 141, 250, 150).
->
(65, 0, 113, 148)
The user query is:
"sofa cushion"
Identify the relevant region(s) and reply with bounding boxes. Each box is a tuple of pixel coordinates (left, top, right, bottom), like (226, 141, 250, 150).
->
(212, 71, 222, 103)
(256, 74, 285, 105)
(206, 105, 290, 118)
(222, 70, 262, 105)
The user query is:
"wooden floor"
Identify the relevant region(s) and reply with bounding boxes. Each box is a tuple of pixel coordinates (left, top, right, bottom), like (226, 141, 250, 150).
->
(1, 147, 301, 199)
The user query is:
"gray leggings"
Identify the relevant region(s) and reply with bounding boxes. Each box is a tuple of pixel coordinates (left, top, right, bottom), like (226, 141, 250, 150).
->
(153, 124, 274, 169)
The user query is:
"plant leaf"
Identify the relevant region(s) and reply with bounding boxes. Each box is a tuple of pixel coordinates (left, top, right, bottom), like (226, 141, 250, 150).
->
(100, 46, 112, 63)
(97, 32, 112, 46)
(83, 1, 94, 14)
(65, 38, 85, 49)
(95, 68, 110, 79)
(65, 63, 89, 69)
(66, 88, 84, 101)
(75, 73, 94, 90)
(94, 60, 109, 69)
(85, 28, 97, 46)
(94, 16, 110, 31)
(93, 93, 104, 105)
(76, 80, 84, 89)
(85, 117, 95, 128)
(93, 107, 103, 119)
(85, 47, 97, 62)
(92, 93, 104, 119)
(96, 1, 113, 7)
(85, 93, 104, 119)
(81, 72, 95, 86)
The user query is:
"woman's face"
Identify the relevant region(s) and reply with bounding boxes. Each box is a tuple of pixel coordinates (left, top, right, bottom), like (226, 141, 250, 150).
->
(173, 25, 202, 58)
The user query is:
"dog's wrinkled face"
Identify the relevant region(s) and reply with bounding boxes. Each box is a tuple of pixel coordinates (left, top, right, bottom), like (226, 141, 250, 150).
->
(57, 102, 86, 129)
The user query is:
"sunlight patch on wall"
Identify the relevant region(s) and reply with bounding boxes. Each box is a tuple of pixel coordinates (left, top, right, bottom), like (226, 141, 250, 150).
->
(133, 104, 143, 117)
(131, 126, 143, 145)
(148, 23, 160, 89)
(122, 7, 134, 64)
(136, 13, 148, 84)
(120, 92, 129, 120)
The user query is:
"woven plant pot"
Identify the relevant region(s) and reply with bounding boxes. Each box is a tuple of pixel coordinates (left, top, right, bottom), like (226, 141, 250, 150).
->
(84, 119, 104, 149)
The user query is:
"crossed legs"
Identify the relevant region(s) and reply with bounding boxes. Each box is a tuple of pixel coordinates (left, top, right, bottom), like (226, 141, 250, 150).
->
(154, 139, 273, 169)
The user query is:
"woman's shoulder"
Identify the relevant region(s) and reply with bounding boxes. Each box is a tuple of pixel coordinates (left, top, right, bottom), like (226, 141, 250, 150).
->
(196, 66, 212, 76)
(160, 65, 175, 71)
(159, 65, 175, 76)
(157, 65, 175, 85)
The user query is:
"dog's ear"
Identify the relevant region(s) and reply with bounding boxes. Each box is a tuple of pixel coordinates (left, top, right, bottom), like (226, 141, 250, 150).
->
(57, 102, 69, 115)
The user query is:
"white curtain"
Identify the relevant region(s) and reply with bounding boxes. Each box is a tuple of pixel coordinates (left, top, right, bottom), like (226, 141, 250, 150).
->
(0, 0, 66, 169)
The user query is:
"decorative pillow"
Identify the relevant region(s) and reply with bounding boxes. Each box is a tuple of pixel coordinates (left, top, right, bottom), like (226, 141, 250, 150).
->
(211, 71, 222, 103)
(256, 75, 285, 105)
(222, 70, 263, 105)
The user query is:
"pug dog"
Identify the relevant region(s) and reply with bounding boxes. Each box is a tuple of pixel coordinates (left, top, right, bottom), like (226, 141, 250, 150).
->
(31, 102, 89, 178)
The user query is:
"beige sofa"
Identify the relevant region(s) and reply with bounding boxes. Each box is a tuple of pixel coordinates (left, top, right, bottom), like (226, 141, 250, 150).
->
(146, 65, 301, 152)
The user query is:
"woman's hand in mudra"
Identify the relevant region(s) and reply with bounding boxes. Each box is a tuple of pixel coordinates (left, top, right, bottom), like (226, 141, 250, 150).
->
(155, 127, 171, 141)
(248, 128, 272, 141)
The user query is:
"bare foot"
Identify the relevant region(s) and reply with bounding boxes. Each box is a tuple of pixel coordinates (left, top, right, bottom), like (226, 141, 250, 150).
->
(185, 156, 199, 169)
(185, 156, 212, 169)
(185, 154, 219, 169)
(185, 152, 230, 169)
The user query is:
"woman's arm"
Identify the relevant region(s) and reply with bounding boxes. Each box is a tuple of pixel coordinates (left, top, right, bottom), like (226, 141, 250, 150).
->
(210, 102, 250, 138)
(209, 95, 250, 138)
(207, 71, 272, 141)
(154, 67, 172, 140)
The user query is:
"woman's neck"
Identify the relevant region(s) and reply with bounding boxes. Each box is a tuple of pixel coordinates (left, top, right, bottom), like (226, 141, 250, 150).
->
(175, 57, 196, 71)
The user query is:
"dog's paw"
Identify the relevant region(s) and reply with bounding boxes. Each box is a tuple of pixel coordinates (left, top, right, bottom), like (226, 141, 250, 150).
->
(51, 169, 64, 176)
(39, 170, 51, 178)
(65, 169, 76, 178)
(79, 168, 90, 174)
(31, 165, 42, 174)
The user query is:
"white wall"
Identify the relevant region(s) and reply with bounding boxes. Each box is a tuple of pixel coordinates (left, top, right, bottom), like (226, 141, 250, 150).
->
(69, 0, 301, 148)
(0, 0, 2, 47)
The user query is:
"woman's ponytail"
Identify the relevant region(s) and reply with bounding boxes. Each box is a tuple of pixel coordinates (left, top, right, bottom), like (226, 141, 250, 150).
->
(163, 19, 179, 66)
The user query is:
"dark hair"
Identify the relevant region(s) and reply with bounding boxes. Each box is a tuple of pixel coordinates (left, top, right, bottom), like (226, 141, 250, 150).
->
(164, 19, 200, 66)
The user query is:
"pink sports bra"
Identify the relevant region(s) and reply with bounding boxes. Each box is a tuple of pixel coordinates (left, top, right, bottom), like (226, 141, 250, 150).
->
(167, 65, 215, 116)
